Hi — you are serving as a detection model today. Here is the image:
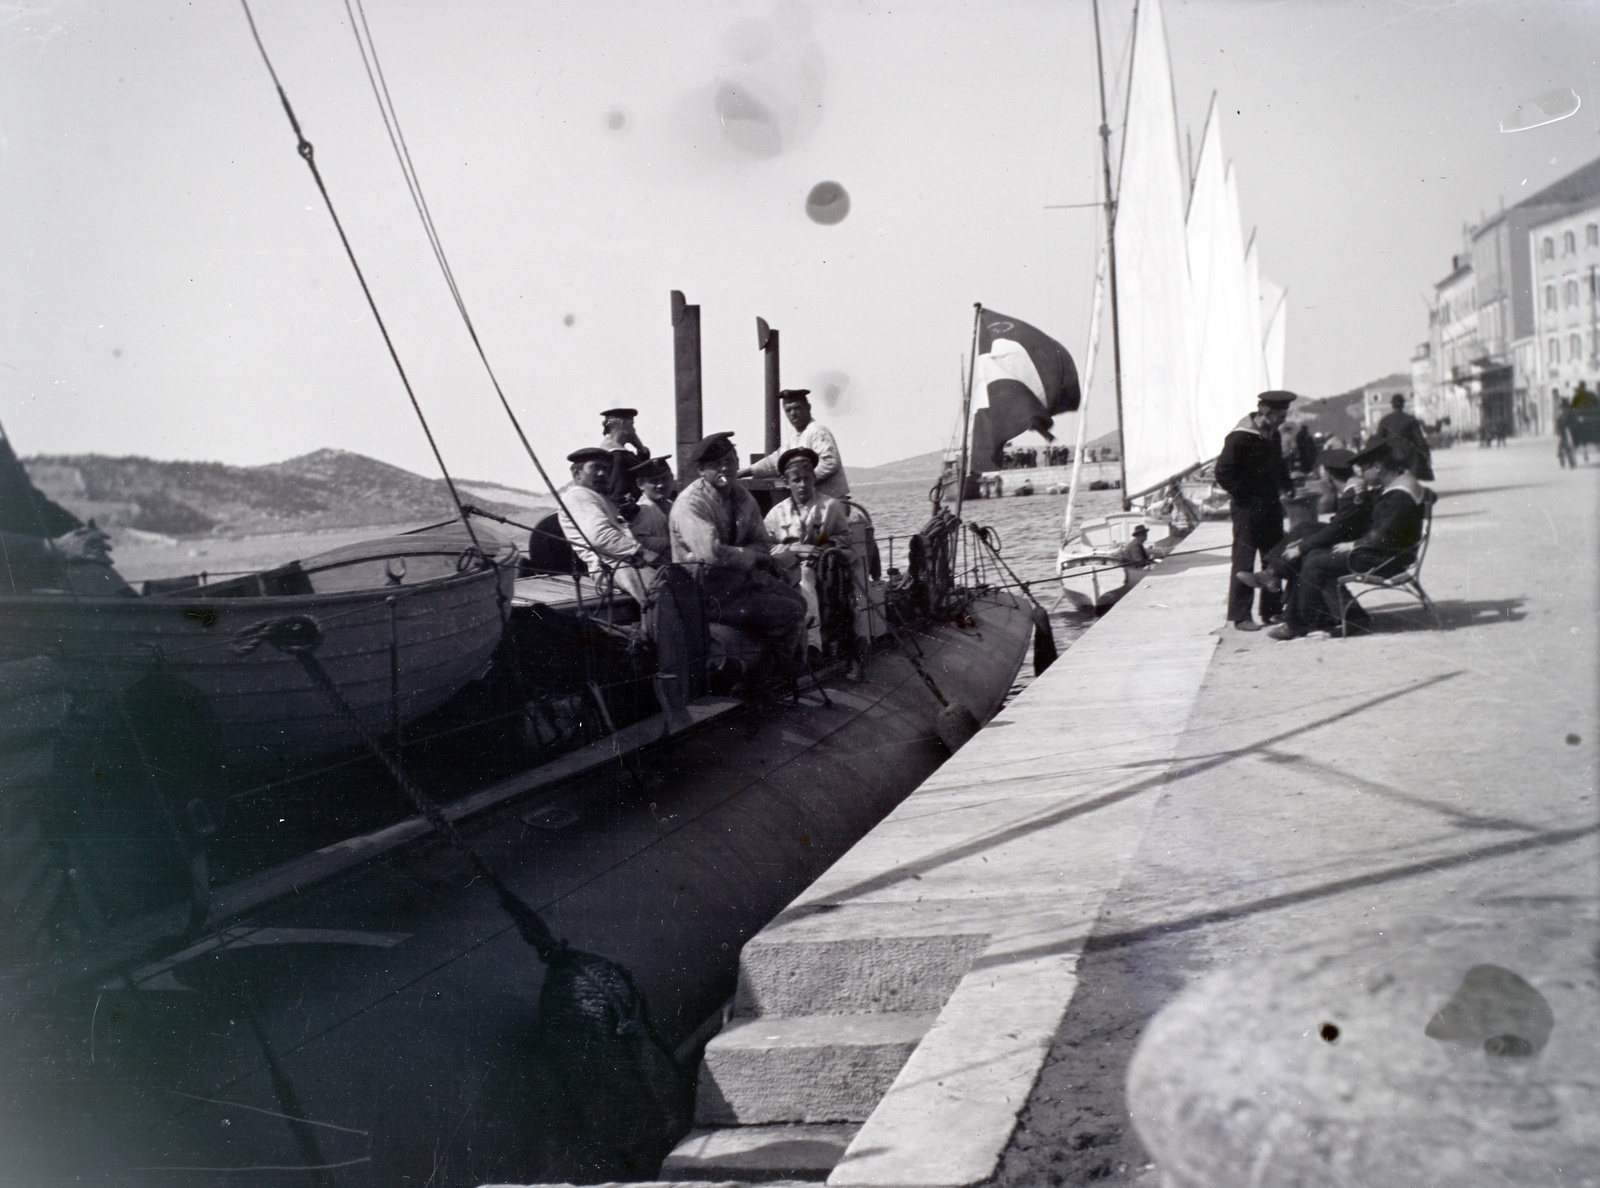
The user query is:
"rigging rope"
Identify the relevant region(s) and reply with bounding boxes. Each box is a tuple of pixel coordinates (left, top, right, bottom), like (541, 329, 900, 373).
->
(238, 0, 484, 558)
(337, 0, 598, 559)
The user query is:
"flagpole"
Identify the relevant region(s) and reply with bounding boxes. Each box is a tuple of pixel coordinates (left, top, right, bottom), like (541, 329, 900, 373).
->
(1095, 0, 1132, 509)
(954, 302, 981, 521)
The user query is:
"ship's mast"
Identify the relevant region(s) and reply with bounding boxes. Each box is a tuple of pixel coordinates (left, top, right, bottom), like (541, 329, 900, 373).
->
(1095, 0, 1132, 506)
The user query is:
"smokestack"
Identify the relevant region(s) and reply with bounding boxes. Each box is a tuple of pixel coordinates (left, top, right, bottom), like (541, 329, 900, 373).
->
(672, 291, 703, 486)
(757, 317, 781, 455)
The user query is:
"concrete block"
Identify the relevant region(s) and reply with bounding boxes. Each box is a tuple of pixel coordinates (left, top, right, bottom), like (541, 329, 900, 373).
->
(736, 930, 988, 1016)
(661, 1123, 860, 1181)
(696, 1012, 938, 1125)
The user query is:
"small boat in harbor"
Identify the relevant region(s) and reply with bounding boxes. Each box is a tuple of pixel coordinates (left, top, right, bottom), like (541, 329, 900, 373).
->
(1056, 0, 1287, 612)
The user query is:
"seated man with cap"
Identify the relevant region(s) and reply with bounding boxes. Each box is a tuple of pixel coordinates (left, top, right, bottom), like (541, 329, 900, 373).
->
(558, 446, 654, 606)
(763, 446, 853, 656)
(670, 432, 808, 676)
(596, 407, 652, 514)
(740, 389, 850, 501)
(1216, 390, 1296, 630)
(629, 455, 674, 567)
(1237, 446, 1370, 600)
(1269, 441, 1427, 640)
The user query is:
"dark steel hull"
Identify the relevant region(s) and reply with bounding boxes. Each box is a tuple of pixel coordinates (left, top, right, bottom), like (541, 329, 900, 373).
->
(0, 590, 1034, 1187)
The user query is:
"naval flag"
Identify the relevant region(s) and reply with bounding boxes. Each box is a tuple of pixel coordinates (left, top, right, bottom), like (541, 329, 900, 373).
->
(967, 309, 1080, 471)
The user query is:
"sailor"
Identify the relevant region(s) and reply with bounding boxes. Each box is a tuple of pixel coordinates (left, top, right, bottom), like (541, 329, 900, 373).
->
(740, 389, 850, 500)
(670, 432, 807, 675)
(763, 447, 853, 655)
(557, 446, 654, 605)
(1237, 447, 1371, 601)
(0, 431, 127, 595)
(595, 407, 652, 514)
(1269, 441, 1426, 640)
(1216, 390, 1296, 631)
(629, 455, 674, 567)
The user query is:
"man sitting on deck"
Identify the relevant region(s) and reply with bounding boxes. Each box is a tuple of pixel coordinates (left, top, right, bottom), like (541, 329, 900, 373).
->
(557, 446, 654, 606)
(1268, 442, 1426, 640)
(763, 447, 853, 657)
(628, 455, 674, 567)
(670, 432, 808, 676)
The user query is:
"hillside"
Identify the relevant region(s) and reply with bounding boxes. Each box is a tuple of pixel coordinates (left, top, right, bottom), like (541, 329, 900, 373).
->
(22, 449, 552, 539)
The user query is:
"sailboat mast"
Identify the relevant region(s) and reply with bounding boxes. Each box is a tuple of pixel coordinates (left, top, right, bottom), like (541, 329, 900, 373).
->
(1094, 0, 1132, 506)
(954, 303, 981, 520)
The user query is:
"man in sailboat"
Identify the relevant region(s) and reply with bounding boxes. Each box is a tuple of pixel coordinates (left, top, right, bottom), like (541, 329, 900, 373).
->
(558, 446, 654, 606)
(1217, 390, 1296, 631)
(739, 389, 850, 500)
(763, 447, 853, 657)
(671, 432, 808, 675)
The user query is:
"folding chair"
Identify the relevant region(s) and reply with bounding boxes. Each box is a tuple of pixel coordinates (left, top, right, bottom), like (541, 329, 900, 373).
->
(1337, 488, 1439, 637)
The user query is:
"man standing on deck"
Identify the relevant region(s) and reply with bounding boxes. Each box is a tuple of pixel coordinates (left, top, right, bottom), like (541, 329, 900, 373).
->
(671, 432, 807, 676)
(595, 407, 652, 516)
(1216, 390, 1296, 631)
(740, 390, 850, 500)
(558, 446, 653, 606)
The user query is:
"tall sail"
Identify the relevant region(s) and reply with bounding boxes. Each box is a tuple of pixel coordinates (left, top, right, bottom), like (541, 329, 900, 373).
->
(1243, 230, 1267, 394)
(1260, 273, 1288, 391)
(1185, 98, 1261, 458)
(1114, 0, 1202, 498)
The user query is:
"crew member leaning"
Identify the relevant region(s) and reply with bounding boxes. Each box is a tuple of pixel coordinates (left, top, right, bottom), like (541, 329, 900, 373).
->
(740, 389, 849, 500)
(1216, 390, 1296, 631)
(558, 446, 653, 606)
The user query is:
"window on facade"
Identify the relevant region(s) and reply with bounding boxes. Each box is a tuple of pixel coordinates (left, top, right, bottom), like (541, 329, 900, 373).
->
(1545, 284, 1557, 311)
(1589, 224, 1600, 247)
(1571, 333, 1583, 360)
(1564, 230, 1577, 255)
(1548, 337, 1559, 364)
(1542, 236, 1555, 260)
(1566, 280, 1580, 307)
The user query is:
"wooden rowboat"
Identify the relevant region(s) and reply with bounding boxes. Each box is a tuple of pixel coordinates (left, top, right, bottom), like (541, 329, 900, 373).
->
(0, 528, 513, 777)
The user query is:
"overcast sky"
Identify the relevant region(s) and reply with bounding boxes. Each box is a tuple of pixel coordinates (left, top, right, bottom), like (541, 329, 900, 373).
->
(4, 0, 1599, 483)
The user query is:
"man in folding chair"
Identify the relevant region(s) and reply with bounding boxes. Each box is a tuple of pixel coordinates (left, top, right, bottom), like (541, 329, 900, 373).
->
(1269, 441, 1427, 641)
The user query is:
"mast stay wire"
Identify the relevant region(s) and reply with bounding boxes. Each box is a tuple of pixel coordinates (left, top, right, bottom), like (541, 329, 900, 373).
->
(237, 0, 485, 558)
(338, 0, 597, 557)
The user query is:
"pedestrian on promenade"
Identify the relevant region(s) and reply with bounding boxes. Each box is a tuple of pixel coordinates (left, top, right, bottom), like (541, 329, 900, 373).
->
(1216, 390, 1296, 631)
(1372, 393, 1434, 480)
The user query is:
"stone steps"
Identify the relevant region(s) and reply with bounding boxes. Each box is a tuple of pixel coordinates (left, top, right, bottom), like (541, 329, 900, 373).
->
(661, 1123, 861, 1182)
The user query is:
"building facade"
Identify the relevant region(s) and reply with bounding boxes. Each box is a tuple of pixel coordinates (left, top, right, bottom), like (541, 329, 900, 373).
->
(1419, 156, 1600, 438)
(1528, 201, 1600, 428)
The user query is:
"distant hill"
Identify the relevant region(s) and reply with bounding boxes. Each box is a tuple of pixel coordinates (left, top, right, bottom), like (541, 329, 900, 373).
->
(22, 448, 552, 539)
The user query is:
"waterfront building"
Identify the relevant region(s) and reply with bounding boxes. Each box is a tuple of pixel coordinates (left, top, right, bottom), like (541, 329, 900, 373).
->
(1421, 156, 1600, 438)
(1528, 199, 1600, 422)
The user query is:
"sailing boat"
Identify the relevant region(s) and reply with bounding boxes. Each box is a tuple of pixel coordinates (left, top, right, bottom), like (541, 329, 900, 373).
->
(1056, 0, 1285, 611)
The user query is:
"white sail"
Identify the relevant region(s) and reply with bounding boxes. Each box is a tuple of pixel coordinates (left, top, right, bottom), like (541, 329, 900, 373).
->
(1243, 229, 1267, 395)
(1185, 99, 1261, 460)
(1260, 273, 1288, 391)
(1113, 0, 1202, 498)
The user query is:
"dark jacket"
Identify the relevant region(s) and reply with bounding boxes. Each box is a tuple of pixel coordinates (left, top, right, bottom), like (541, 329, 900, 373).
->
(1374, 410, 1434, 481)
(1299, 484, 1372, 553)
(1216, 416, 1292, 510)
(1350, 485, 1425, 573)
